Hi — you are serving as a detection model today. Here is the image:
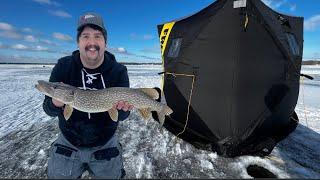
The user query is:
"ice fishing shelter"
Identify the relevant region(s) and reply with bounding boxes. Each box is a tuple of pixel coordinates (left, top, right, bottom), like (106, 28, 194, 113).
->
(156, 0, 303, 157)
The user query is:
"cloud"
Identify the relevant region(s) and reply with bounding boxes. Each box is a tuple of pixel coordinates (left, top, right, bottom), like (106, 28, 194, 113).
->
(273, 0, 287, 8)
(130, 33, 138, 39)
(289, 4, 297, 12)
(107, 47, 130, 55)
(262, 0, 296, 11)
(53, 32, 73, 41)
(10, 43, 54, 52)
(0, 54, 57, 63)
(130, 33, 154, 40)
(12, 44, 28, 50)
(313, 53, 320, 60)
(0, 22, 36, 42)
(0, 31, 22, 39)
(0, 22, 36, 41)
(262, 0, 286, 8)
(22, 28, 33, 33)
(107, 46, 161, 62)
(0, 42, 71, 61)
(39, 39, 57, 46)
(262, 0, 272, 6)
(24, 35, 37, 42)
(141, 44, 161, 54)
(117, 47, 127, 53)
(30, 43, 155, 63)
(32, 0, 60, 6)
(0, 42, 8, 49)
(305, 15, 320, 31)
(0, 22, 14, 31)
(48, 10, 72, 18)
(135, 55, 161, 61)
(143, 35, 153, 40)
(0, 30, 57, 45)
(60, 51, 72, 56)
(34, 45, 49, 51)
(0, 42, 10, 49)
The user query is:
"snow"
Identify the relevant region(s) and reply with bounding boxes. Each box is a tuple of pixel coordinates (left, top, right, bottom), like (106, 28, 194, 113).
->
(230, 156, 290, 178)
(0, 64, 319, 178)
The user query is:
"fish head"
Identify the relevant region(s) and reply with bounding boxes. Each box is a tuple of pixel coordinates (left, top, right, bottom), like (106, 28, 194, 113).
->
(36, 80, 76, 104)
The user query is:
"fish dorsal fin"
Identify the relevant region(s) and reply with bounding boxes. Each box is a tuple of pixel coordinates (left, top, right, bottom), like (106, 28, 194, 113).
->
(108, 107, 118, 122)
(63, 105, 73, 120)
(138, 88, 159, 100)
(138, 108, 152, 121)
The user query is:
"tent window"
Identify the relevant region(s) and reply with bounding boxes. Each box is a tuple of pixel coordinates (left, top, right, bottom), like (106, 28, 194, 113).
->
(168, 38, 182, 58)
(285, 33, 300, 56)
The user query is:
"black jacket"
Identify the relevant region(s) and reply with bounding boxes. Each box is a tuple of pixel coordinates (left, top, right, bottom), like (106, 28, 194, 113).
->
(43, 50, 130, 147)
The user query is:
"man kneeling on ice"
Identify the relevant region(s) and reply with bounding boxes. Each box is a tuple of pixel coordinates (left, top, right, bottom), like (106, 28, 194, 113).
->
(42, 12, 132, 179)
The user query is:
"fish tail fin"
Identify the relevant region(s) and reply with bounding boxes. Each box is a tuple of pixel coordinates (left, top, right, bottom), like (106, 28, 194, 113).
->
(157, 105, 173, 127)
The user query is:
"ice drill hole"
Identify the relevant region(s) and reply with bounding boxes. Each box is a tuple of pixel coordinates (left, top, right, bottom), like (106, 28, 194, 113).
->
(246, 164, 277, 178)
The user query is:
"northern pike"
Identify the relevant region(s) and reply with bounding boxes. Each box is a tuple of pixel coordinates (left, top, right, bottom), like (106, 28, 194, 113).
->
(35, 80, 173, 126)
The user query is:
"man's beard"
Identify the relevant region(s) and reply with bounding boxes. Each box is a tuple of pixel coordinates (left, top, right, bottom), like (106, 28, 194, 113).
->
(85, 45, 100, 52)
(85, 45, 101, 61)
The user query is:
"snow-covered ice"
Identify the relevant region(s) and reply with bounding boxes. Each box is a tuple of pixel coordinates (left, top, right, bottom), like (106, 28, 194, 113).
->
(0, 64, 319, 178)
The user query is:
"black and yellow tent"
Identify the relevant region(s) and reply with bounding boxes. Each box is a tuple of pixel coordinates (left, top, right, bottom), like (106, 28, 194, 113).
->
(155, 0, 304, 157)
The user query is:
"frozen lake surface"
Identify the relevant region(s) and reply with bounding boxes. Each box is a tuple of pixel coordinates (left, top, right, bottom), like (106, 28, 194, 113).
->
(0, 64, 319, 178)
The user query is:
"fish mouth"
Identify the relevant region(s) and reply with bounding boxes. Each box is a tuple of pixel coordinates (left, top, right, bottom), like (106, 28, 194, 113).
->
(35, 81, 44, 92)
(35, 80, 54, 96)
(35, 83, 42, 91)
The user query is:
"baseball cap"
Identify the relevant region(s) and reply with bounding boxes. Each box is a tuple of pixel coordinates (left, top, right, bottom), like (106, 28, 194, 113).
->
(77, 12, 106, 33)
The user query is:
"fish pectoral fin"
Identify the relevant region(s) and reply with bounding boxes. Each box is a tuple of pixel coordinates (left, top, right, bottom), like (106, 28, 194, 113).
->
(138, 88, 159, 100)
(138, 108, 152, 121)
(63, 105, 73, 120)
(108, 107, 118, 122)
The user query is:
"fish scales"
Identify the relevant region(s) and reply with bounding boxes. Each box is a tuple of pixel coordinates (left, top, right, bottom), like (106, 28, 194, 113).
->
(73, 87, 162, 113)
(35, 80, 173, 126)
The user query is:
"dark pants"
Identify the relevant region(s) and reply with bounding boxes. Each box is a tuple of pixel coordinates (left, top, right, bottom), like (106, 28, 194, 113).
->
(47, 133, 125, 179)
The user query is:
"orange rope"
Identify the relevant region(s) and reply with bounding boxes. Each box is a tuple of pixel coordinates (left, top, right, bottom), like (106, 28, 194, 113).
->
(244, 13, 249, 29)
(165, 72, 195, 138)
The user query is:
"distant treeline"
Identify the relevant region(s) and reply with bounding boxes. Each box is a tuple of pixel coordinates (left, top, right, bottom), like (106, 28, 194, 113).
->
(0, 62, 55, 65)
(0, 61, 319, 65)
(0, 62, 162, 65)
(302, 60, 320, 65)
(121, 62, 161, 65)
